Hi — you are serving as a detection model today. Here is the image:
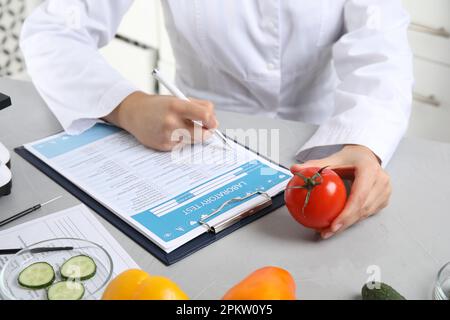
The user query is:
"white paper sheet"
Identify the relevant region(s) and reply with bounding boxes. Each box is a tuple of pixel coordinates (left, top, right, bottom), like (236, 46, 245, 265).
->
(0, 204, 139, 300)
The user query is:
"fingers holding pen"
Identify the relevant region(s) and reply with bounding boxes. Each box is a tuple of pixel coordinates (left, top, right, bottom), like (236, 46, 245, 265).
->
(170, 98, 218, 145)
(104, 93, 218, 151)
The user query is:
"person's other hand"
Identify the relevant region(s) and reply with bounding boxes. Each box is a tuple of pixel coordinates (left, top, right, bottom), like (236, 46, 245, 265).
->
(104, 92, 219, 151)
(290, 145, 391, 239)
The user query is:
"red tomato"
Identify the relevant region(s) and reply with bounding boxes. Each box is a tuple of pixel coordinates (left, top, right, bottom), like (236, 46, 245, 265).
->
(285, 167, 347, 229)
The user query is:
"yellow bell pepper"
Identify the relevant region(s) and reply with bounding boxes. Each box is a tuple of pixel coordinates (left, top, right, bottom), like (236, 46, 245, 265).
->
(102, 269, 188, 300)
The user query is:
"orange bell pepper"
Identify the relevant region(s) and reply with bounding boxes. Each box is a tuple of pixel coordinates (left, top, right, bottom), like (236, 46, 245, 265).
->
(222, 266, 296, 300)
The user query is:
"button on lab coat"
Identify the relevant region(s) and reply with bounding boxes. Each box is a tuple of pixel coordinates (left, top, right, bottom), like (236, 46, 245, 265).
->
(20, 0, 413, 164)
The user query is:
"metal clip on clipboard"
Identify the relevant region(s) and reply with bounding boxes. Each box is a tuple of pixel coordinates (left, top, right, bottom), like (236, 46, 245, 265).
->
(198, 191, 273, 234)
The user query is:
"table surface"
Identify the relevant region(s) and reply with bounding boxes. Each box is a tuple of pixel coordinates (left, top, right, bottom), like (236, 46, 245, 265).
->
(1, 78, 450, 300)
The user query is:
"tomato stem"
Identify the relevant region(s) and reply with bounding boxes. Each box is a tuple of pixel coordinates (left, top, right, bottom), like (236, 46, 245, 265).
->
(288, 167, 329, 216)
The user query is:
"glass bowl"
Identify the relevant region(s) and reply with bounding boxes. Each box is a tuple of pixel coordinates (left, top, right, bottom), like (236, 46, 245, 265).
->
(0, 238, 113, 300)
(434, 261, 450, 300)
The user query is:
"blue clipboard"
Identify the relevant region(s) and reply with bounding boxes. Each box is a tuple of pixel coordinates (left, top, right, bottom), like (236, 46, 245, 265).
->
(15, 146, 287, 266)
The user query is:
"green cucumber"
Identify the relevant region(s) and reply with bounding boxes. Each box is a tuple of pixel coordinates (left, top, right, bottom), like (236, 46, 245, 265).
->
(18, 262, 55, 290)
(60, 255, 96, 281)
(361, 282, 406, 300)
(47, 281, 85, 300)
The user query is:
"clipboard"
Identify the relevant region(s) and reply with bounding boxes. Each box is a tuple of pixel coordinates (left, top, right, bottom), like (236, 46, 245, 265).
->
(15, 145, 287, 266)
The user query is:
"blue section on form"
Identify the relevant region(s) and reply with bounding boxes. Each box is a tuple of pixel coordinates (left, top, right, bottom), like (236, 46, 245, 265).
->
(31, 124, 121, 158)
(132, 160, 291, 241)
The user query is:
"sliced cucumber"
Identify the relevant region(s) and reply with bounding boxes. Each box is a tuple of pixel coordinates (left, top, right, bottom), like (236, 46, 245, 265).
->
(60, 255, 96, 281)
(47, 281, 85, 300)
(18, 262, 55, 290)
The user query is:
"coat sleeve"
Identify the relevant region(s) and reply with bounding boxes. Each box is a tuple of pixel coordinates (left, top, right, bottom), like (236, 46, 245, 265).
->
(297, 0, 414, 165)
(20, 0, 138, 135)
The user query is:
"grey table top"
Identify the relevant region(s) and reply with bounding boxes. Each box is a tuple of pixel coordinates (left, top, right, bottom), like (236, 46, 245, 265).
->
(1, 78, 449, 300)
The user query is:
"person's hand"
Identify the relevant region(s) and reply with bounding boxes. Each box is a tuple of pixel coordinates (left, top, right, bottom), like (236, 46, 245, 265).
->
(104, 91, 219, 151)
(291, 145, 391, 239)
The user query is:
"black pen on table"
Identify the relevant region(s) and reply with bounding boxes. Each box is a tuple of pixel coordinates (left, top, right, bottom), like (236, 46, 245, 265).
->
(0, 246, 74, 255)
(0, 196, 62, 228)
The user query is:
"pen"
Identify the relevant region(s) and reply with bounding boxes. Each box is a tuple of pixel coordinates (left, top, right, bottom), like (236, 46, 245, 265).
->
(0, 247, 74, 255)
(0, 196, 63, 228)
(152, 69, 233, 149)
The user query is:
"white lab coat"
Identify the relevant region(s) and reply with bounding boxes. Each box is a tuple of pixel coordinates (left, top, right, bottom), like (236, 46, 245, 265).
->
(20, 0, 413, 165)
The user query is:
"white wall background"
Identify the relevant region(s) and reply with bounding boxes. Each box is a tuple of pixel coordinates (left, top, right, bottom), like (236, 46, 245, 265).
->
(402, 0, 450, 143)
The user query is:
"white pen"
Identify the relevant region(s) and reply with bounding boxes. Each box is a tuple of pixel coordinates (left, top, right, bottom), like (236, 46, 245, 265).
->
(152, 69, 233, 149)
